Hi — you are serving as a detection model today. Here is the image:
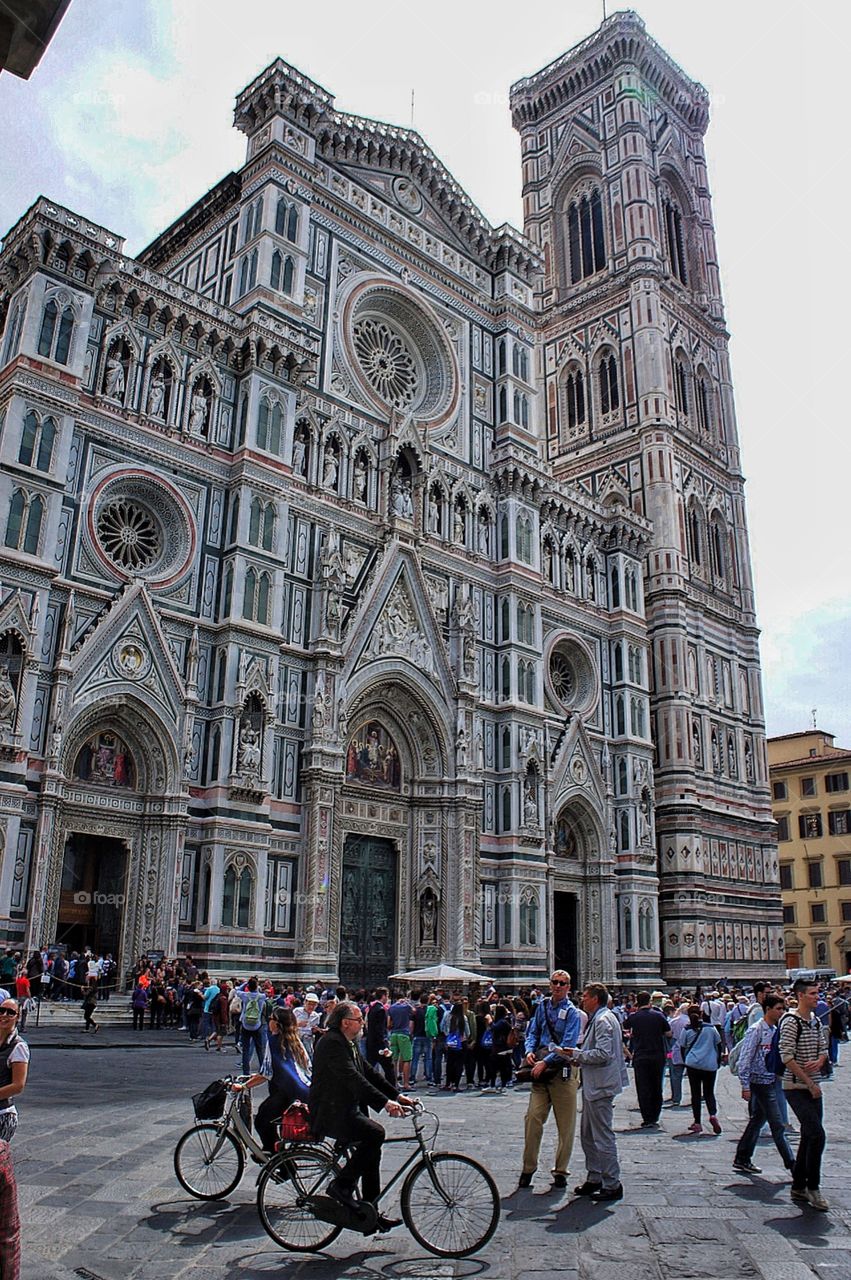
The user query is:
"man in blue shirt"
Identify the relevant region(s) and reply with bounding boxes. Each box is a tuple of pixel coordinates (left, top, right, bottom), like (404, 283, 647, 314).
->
(518, 970, 581, 1191)
(387, 992, 414, 1090)
(733, 994, 794, 1175)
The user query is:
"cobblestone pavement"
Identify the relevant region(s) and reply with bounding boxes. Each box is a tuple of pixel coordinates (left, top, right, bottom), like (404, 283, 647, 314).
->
(12, 1036, 851, 1280)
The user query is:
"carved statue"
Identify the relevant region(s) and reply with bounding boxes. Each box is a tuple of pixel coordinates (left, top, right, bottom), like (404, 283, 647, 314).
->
(692, 721, 703, 766)
(189, 389, 208, 434)
(238, 724, 261, 772)
(427, 492, 440, 534)
(292, 434, 307, 476)
(311, 686, 327, 731)
(0, 666, 16, 729)
(639, 790, 652, 845)
(419, 889, 437, 946)
(353, 457, 368, 501)
(475, 731, 484, 771)
(322, 446, 338, 491)
(456, 725, 468, 768)
(147, 370, 165, 418)
(391, 473, 413, 520)
(543, 541, 553, 581)
(477, 512, 489, 555)
(453, 507, 465, 544)
(104, 355, 125, 399)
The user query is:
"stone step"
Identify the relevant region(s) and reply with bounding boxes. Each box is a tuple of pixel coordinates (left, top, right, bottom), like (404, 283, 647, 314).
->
(28, 1002, 136, 1027)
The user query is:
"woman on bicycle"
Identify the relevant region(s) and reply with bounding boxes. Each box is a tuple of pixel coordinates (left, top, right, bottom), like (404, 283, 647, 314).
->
(239, 1008, 311, 1152)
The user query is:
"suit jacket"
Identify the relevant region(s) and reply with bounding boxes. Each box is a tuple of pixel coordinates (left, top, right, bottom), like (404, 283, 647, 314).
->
(572, 1007, 629, 1101)
(309, 1027, 397, 1138)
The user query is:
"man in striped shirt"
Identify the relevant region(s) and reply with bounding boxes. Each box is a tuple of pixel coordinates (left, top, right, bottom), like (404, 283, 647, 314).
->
(781, 979, 830, 1211)
(733, 994, 794, 1175)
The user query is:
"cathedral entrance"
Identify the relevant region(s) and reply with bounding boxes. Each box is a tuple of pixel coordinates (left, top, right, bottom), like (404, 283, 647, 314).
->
(339, 835, 397, 990)
(553, 891, 580, 990)
(56, 833, 128, 959)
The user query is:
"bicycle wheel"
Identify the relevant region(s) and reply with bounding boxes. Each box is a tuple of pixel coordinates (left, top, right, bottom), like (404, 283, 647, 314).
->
(257, 1147, 342, 1253)
(401, 1152, 500, 1258)
(174, 1123, 245, 1199)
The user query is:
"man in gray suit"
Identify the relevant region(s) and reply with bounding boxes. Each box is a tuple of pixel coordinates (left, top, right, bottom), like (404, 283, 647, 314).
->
(558, 982, 628, 1203)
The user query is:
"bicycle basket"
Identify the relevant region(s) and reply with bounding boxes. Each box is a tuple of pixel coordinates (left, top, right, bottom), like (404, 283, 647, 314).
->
(192, 1079, 227, 1121)
(278, 1102, 311, 1143)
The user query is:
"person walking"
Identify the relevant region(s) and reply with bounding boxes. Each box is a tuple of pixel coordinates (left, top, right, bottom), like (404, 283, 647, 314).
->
(560, 983, 628, 1203)
(0, 1000, 29, 1143)
(733, 994, 794, 1176)
(781, 978, 831, 1211)
(387, 992, 414, 1090)
(517, 970, 581, 1191)
(82, 984, 99, 1033)
(624, 991, 671, 1126)
(680, 1005, 722, 1134)
(131, 981, 148, 1031)
(410, 993, 432, 1087)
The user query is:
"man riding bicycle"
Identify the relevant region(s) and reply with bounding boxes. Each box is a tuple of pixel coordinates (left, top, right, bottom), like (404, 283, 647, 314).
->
(309, 1000, 414, 1232)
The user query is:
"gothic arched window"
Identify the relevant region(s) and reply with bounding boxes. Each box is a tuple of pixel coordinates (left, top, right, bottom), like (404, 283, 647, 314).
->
(598, 352, 620, 416)
(37, 300, 57, 357)
(610, 564, 621, 609)
(674, 354, 690, 416)
(687, 503, 704, 568)
(519, 886, 539, 946)
(565, 366, 586, 433)
(710, 513, 726, 579)
(695, 370, 712, 435)
(5, 489, 43, 554)
(638, 899, 653, 950)
(270, 250, 282, 291)
(662, 195, 688, 285)
(257, 399, 283, 454)
(282, 256, 295, 295)
(567, 188, 605, 283)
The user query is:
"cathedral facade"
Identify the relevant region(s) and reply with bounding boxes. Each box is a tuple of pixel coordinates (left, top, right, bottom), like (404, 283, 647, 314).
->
(0, 12, 782, 989)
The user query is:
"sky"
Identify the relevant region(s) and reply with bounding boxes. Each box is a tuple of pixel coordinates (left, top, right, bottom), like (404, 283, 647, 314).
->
(1, 0, 849, 744)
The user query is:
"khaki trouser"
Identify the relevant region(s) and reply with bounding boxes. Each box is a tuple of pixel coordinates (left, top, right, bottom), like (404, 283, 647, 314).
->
(522, 1071, 578, 1176)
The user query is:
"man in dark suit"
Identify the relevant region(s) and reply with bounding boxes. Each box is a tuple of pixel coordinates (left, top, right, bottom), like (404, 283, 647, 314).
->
(310, 1001, 413, 1230)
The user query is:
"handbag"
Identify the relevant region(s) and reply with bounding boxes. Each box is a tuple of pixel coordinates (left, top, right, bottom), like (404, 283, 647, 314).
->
(192, 1078, 227, 1120)
(445, 1031, 463, 1051)
(514, 1062, 561, 1084)
(278, 1102, 311, 1143)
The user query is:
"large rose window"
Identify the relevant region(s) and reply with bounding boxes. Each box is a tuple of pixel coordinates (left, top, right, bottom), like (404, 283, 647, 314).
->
(546, 636, 597, 716)
(88, 471, 195, 585)
(96, 500, 160, 571)
(338, 278, 459, 427)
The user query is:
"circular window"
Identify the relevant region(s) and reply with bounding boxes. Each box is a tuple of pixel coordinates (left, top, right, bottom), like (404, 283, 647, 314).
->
(89, 471, 194, 586)
(352, 317, 418, 410)
(97, 501, 160, 571)
(547, 636, 597, 715)
(339, 278, 459, 427)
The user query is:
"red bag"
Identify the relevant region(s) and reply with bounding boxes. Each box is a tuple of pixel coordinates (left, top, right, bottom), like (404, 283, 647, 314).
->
(278, 1102, 311, 1143)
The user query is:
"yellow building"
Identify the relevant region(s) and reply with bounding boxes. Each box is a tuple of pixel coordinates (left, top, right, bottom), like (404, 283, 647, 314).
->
(768, 731, 851, 974)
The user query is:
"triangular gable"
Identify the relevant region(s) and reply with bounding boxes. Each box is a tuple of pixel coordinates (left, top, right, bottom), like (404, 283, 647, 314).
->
(336, 163, 473, 256)
(550, 715, 606, 813)
(342, 545, 455, 698)
(0, 589, 35, 650)
(67, 582, 186, 727)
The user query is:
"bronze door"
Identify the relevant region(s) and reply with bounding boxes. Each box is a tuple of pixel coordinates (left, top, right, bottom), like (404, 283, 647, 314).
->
(339, 835, 397, 990)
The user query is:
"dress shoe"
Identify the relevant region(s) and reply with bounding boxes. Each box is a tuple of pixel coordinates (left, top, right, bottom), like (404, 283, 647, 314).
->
(327, 1179, 359, 1210)
(550, 1173, 568, 1190)
(591, 1183, 624, 1203)
(805, 1189, 829, 1212)
(573, 1180, 602, 1196)
(517, 1172, 533, 1188)
(376, 1213, 403, 1232)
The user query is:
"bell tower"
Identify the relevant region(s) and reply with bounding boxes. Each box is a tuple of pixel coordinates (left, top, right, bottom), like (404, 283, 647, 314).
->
(511, 12, 781, 981)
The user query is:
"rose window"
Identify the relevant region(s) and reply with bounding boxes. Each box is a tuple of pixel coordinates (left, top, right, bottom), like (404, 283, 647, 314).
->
(97, 501, 161, 571)
(549, 650, 575, 702)
(352, 317, 418, 410)
(547, 636, 597, 715)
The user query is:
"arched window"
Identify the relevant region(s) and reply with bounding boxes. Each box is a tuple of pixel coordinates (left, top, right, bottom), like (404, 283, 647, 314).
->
(221, 866, 236, 927)
(610, 564, 621, 608)
(565, 367, 586, 432)
(628, 646, 642, 684)
(619, 809, 630, 850)
(625, 567, 638, 612)
(24, 495, 43, 554)
(199, 862, 211, 924)
(516, 514, 533, 563)
(221, 564, 233, 616)
(2, 300, 26, 364)
(501, 726, 511, 770)
(500, 598, 510, 641)
(687, 504, 704, 568)
(613, 642, 624, 682)
(497, 339, 506, 376)
(257, 399, 283, 454)
(638, 899, 653, 950)
(262, 504, 275, 552)
(228, 496, 240, 544)
(617, 758, 628, 794)
(243, 567, 257, 620)
(270, 250, 282, 291)
(662, 195, 688, 285)
(18, 412, 38, 466)
(37, 300, 57, 357)
(674, 355, 690, 416)
(598, 352, 620, 415)
(215, 652, 227, 701)
(519, 887, 539, 946)
(623, 901, 634, 950)
(256, 572, 270, 625)
(249, 498, 263, 546)
(695, 372, 712, 435)
(237, 868, 252, 928)
(238, 250, 257, 296)
(567, 188, 605, 283)
(282, 256, 294, 295)
(501, 786, 512, 833)
(501, 657, 511, 700)
(710, 514, 726, 579)
(631, 697, 646, 738)
(54, 308, 74, 364)
(615, 694, 625, 736)
(499, 516, 509, 560)
(524, 663, 535, 704)
(5, 489, 43, 554)
(498, 385, 507, 423)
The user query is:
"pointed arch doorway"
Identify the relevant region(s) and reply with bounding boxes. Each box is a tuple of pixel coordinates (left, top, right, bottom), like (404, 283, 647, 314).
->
(339, 834, 397, 990)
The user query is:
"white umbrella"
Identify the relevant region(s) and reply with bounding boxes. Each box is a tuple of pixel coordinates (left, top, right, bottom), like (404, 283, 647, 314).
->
(388, 963, 494, 985)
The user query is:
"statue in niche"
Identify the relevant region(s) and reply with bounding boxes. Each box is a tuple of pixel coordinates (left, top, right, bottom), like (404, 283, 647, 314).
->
(477, 512, 489, 555)
(238, 723, 261, 773)
(711, 730, 721, 773)
(311, 685, 327, 732)
(728, 736, 737, 777)
(475, 731, 484, 771)
(744, 739, 754, 782)
(523, 778, 538, 826)
(456, 725, 468, 769)
(427, 492, 440, 534)
(189, 389, 208, 433)
(419, 889, 437, 946)
(104, 354, 125, 399)
(292, 433, 307, 476)
(543, 542, 553, 582)
(391, 473, 413, 519)
(322, 445, 338, 491)
(692, 721, 703, 766)
(0, 666, 16, 729)
(564, 552, 576, 593)
(353, 456, 368, 502)
(147, 370, 165, 418)
(639, 789, 653, 846)
(453, 506, 465, 544)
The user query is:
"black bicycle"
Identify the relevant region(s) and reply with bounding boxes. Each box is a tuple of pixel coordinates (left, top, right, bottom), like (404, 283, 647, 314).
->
(256, 1101, 499, 1257)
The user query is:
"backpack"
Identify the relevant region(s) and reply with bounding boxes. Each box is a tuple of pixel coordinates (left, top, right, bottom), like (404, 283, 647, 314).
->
(243, 994, 262, 1028)
(731, 1015, 749, 1045)
(481, 1027, 493, 1049)
(781, 1012, 833, 1080)
(764, 1026, 783, 1076)
(728, 1037, 743, 1076)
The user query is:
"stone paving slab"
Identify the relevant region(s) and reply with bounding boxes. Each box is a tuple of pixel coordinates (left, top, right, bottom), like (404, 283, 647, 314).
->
(9, 1046, 851, 1278)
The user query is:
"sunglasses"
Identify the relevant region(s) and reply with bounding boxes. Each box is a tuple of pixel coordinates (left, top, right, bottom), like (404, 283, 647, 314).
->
(550, 980, 568, 986)
(0, 1009, 17, 1017)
